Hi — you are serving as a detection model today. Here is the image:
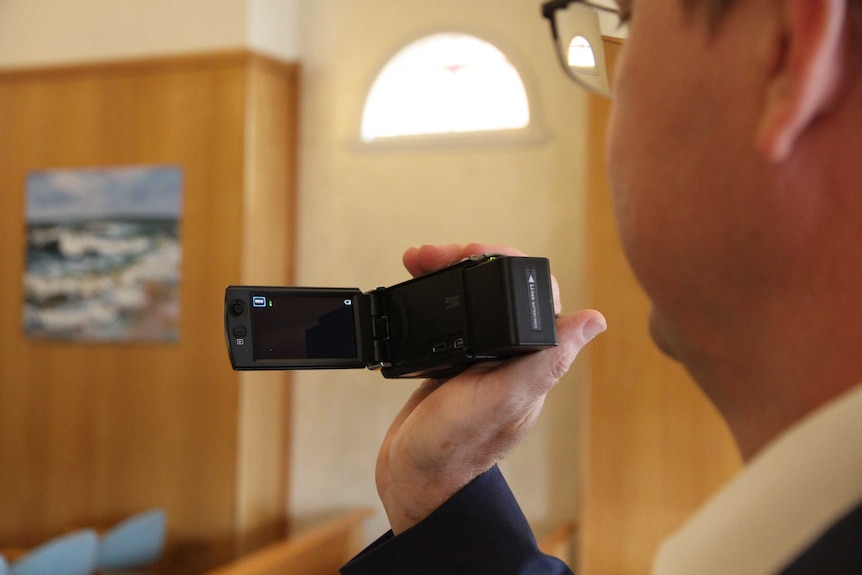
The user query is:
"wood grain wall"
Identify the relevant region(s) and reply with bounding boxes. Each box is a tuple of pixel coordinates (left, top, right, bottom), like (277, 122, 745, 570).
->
(578, 38, 743, 574)
(0, 52, 298, 573)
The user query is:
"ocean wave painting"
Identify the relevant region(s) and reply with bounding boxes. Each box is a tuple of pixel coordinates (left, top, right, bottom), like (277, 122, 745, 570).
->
(23, 166, 183, 342)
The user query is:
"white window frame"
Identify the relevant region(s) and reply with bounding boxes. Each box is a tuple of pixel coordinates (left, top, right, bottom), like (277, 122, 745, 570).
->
(355, 30, 548, 151)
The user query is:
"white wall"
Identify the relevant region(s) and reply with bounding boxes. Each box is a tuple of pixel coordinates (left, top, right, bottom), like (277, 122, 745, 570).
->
(291, 0, 592, 542)
(0, 0, 298, 68)
(0, 0, 594, 547)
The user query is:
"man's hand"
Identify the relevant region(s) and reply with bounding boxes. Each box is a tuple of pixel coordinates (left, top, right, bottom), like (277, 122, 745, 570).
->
(376, 244, 606, 534)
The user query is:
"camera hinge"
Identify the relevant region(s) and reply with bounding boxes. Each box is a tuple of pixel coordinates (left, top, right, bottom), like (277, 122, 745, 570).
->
(368, 289, 392, 369)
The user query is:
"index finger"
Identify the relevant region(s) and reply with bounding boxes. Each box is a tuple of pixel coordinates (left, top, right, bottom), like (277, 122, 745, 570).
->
(402, 243, 527, 277)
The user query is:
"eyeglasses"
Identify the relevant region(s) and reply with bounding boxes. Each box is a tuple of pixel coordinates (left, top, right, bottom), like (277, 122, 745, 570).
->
(541, 0, 622, 97)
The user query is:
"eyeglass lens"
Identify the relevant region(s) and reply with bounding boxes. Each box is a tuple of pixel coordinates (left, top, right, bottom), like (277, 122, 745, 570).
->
(553, 2, 610, 96)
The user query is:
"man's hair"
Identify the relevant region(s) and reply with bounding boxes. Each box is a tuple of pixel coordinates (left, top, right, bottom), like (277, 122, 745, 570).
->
(681, 0, 736, 26)
(684, 0, 861, 52)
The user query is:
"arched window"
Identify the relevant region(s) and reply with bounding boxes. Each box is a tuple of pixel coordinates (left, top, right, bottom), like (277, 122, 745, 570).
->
(361, 33, 531, 142)
(567, 35, 598, 71)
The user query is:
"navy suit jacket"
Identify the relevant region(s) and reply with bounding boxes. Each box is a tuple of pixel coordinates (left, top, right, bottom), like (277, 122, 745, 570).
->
(340, 466, 862, 574)
(777, 499, 862, 574)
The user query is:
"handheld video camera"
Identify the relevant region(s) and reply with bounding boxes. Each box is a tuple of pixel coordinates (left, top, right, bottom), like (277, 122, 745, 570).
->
(224, 255, 557, 379)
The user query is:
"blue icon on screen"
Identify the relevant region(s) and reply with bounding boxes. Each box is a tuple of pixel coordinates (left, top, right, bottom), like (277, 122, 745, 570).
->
(252, 296, 267, 308)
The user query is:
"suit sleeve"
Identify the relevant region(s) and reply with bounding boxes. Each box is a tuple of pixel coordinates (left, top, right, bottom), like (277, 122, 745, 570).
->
(340, 465, 574, 575)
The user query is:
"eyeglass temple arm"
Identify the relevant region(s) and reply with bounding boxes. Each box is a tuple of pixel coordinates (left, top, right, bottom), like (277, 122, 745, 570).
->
(541, 0, 575, 20)
(542, 0, 619, 20)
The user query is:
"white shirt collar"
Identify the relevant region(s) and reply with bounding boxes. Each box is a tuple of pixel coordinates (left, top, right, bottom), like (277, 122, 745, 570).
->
(653, 383, 862, 575)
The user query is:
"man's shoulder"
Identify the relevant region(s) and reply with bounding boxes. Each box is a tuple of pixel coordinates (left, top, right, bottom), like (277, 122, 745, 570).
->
(778, 498, 862, 574)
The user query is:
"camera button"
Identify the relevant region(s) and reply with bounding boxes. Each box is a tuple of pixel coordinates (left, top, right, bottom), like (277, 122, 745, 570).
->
(230, 300, 246, 317)
(233, 326, 247, 338)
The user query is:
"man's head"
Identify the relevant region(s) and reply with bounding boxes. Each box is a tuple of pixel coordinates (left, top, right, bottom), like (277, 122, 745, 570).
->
(605, 0, 862, 457)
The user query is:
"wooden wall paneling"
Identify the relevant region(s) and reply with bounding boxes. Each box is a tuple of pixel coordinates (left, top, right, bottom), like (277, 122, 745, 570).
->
(578, 39, 742, 575)
(236, 55, 299, 556)
(0, 52, 297, 573)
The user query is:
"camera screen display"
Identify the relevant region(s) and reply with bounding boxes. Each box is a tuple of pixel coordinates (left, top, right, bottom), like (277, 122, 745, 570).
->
(250, 292, 358, 361)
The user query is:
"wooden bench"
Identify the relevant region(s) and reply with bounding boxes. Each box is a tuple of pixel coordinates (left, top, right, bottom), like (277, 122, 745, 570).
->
(538, 521, 577, 565)
(204, 509, 373, 575)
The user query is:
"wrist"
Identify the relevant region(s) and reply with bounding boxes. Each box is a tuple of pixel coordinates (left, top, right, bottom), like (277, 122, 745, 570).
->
(379, 466, 487, 534)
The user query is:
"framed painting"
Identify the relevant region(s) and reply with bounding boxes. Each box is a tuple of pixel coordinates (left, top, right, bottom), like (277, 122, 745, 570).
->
(23, 165, 183, 342)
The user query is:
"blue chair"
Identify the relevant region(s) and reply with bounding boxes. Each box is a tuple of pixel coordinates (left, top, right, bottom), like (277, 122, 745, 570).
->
(9, 530, 98, 575)
(96, 508, 166, 571)
(0, 553, 9, 575)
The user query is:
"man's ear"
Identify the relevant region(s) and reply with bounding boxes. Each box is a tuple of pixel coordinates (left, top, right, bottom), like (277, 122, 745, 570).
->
(756, 0, 847, 162)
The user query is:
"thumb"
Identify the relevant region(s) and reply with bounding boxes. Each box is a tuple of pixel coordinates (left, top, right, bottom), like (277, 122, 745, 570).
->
(501, 309, 606, 398)
(464, 309, 607, 470)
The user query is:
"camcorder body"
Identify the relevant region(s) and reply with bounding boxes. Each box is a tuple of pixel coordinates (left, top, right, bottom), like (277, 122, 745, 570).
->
(224, 255, 557, 379)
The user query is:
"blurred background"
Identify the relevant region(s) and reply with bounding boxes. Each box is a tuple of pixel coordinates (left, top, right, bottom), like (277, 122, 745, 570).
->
(0, 2, 739, 574)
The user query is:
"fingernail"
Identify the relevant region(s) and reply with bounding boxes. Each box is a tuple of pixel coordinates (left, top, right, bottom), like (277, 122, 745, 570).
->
(582, 318, 607, 343)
